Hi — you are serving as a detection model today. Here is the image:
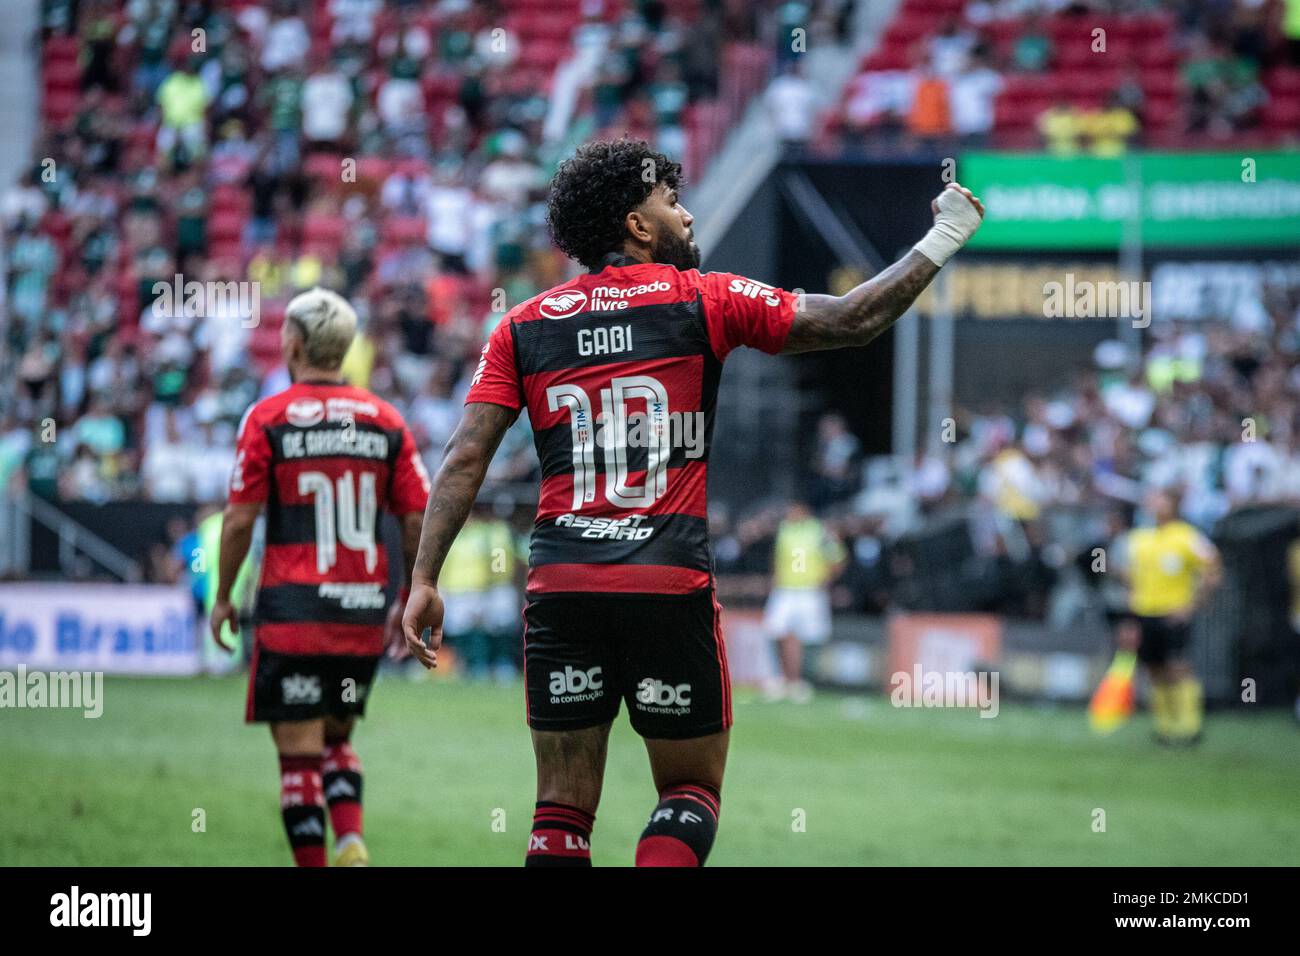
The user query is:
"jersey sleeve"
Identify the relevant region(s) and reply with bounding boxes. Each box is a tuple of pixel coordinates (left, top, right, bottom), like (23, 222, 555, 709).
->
(389, 423, 432, 515)
(464, 318, 524, 410)
(228, 405, 272, 505)
(696, 271, 798, 361)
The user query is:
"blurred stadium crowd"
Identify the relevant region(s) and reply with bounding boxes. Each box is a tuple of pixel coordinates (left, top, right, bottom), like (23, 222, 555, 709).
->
(0, 0, 851, 507)
(714, 308, 1300, 620)
(821, 0, 1300, 155)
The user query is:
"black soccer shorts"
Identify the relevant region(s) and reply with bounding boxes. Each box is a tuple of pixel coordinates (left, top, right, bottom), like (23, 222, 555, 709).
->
(522, 588, 732, 740)
(245, 645, 382, 723)
(1134, 615, 1192, 667)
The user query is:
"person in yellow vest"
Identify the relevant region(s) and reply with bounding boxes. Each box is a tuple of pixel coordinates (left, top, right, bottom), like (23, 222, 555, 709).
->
(983, 443, 1044, 522)
(481, 500, 525, 682)
(441, 509, 493, 680)
(1118, 488, 1221, 745)
(762, 502, 846, 703)
(1082, 93, 1139, 157)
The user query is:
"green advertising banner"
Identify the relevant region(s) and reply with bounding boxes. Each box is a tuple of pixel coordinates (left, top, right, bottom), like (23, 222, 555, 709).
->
(961, 151, 1300, 250)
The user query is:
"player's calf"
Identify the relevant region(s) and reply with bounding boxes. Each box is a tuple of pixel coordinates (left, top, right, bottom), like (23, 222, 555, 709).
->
(322, 739, 364, 844)
(526, 802, 596, 866)
(526, 724, 609, 866)
(279, 753, 327, 867)
(635, 783, 721, 867)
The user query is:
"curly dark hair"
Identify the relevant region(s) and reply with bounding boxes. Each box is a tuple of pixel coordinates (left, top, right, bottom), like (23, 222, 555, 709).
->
(546, 140, 683, 271)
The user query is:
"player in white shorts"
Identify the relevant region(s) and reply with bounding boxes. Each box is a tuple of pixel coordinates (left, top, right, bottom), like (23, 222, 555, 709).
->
(762, 502, 846, 702)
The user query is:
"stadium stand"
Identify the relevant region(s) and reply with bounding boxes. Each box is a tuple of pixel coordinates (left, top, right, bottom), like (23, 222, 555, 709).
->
(2, 0, 795, 517)
(821, 0, 1300, 154)
(709, 304, 1300, 622)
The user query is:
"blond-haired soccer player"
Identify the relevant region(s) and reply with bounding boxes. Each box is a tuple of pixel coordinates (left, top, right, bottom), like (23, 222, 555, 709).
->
(213, 287, 430, 865)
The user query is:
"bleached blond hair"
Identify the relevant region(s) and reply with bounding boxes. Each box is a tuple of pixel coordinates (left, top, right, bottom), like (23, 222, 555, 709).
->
(284, 287, 357, 370)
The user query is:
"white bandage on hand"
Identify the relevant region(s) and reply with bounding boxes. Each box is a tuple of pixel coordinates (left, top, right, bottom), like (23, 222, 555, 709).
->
(913, 187, 984, 267)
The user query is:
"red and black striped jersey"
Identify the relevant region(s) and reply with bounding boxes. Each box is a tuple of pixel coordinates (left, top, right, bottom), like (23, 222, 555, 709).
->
(229, 381, 431, 655)
(465, 255, 796, 596)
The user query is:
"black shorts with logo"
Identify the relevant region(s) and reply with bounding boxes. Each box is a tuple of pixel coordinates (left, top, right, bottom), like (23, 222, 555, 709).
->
(1134, 615, 1192, 666)
(522, 589, 731, 740)
(245, 645, 382, 723)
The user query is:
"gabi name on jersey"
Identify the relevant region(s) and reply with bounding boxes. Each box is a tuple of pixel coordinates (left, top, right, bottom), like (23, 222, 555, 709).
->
(279, 428, 390, 460)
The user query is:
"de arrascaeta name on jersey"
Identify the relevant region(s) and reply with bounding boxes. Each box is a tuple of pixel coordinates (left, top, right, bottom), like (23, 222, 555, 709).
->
(280, 427, 390, 460)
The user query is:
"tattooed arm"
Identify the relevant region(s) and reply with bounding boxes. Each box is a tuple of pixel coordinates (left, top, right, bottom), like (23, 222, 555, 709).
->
(781, 184, 985, 355)
(401, 401, 517, 668)
(783, 250, 940, 354)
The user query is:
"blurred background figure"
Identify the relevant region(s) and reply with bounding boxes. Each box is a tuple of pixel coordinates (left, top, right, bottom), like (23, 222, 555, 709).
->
(439, 499, 519, 682)
(762, 501, 846, 703)
(1116, 488, 1222, 745)
(481, 496, 523, 684)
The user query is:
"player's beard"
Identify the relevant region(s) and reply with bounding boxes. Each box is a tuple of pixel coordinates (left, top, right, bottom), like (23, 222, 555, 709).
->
(653, 230, 701, 271)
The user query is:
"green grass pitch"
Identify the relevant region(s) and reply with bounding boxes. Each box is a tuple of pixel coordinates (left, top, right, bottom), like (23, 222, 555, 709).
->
(1, 673, 1297, 866)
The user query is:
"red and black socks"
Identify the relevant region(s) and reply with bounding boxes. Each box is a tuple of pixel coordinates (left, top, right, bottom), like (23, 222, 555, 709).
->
(635, 783, 721, 867)
(279, 753, 327, 867)
(322, 741, 364, 841)
(525, 801, 595, 867)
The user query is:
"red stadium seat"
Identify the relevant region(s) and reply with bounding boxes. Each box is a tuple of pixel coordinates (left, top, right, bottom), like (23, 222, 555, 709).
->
(210, 186, 250, 214)
(1140, 67, 1181, 99)
(994, 95, 1047, 131)
(1001, 74, 1043, 99)
(861, 47, 910, 72)
(381, 216, 427, 246)
(981, 20, 1023, 44)
(208, 211, 246, 245)
(1130, 13, 1175, 41)
(883, 14, 931, 49)
(1262, 98, 1300, 131)
(42, 58, 80, 90)
(301, 214, 347, 250)
(1266, 68, 1300, 95)
(1055, 42, 1100, 69)
(43, 36, 79, 63)
(1140, 42, 1178, 69)
(1143, 94, 1182, 124)
(42, 90, 79, 127)
(421, 71, 462, 100)
(302, 152, 345, 182)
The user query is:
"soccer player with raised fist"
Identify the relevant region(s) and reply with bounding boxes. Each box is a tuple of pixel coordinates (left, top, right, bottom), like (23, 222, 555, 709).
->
(402, 140, 983, 866)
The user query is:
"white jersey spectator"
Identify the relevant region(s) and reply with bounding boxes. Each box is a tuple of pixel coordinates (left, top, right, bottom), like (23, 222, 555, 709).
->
(260, 13, 310, 73)
(302, 68, 354, 143)
(766, 66, 818, 144)
(949, 60, 1004, 136)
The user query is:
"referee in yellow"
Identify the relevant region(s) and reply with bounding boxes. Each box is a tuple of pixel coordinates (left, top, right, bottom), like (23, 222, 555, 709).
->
(1118, 489, 1222, 745)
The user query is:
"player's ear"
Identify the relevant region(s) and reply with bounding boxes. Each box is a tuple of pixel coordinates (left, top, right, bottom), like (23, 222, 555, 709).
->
(625, 208, 654, 246)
